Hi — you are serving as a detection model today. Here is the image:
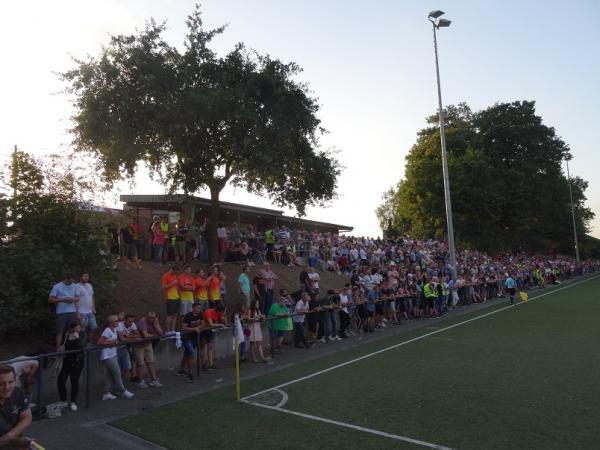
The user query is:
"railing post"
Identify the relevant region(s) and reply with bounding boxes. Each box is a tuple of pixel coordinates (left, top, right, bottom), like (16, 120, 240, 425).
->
(85, 348, 91, 409)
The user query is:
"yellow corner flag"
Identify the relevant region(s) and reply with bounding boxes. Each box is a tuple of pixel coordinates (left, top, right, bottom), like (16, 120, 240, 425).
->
(519, 291, 529, 302)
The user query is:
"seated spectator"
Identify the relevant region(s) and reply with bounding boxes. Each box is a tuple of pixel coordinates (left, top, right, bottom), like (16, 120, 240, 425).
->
(57, 322, 85, 412)
(135, 311, 163, 388)
(0, 365, 33, 449)
(5, 358, 38, 406)
(97, 315, 134, 400)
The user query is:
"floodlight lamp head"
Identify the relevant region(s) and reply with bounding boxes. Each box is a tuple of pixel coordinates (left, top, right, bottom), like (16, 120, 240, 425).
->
(428, 10, 445, 19)
(437, 18, 452, 28)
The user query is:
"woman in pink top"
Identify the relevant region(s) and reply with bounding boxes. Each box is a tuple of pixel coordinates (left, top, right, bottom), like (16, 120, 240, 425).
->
(151, 218, 166, 265)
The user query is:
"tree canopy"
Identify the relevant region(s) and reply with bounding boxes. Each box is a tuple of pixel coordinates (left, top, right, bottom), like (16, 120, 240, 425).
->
(377, 101, 594, 255)
(61, 7, 340, 259)
(0, 152, 115, 337)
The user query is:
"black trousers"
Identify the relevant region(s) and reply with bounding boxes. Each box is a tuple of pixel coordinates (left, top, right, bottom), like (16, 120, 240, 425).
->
(294, 322, 309, 348)
(316, 317, 327, 340)
(57, 359, 84, 403)
(339, 310, 350, 337)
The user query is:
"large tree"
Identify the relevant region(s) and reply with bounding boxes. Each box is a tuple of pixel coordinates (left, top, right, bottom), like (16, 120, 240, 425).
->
(62, 8, 339, 260)
(378, 101, 594, 255)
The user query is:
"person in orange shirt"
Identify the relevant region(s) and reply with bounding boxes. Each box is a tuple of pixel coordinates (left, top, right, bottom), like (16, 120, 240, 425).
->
(178, 265, 196, 319)
(194, 269, 209, 311)
(207, 265, 225, 308)
(161, 265, 180, 333)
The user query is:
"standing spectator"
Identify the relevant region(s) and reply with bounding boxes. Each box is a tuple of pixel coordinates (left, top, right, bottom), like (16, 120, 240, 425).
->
(119, 224, 142, 269)
(135, 311, 163, 388)
(268, 293, 291, 354)
(97, 315, 134, 400)
(323, 290, 341, 341)
(48, 275, 80, 352)
(244, 300, 269, 363)
(293, 292, 311, 348)
(151, 216, 166, 267)
(207, 265, 225, 308)
(338, 285, 352, 338)
(229, 223, 242, 247)
(252, 271, 265, 311)
(264, 227, 275, 261)
(307, 266, 320, 295)
(77, 271, 97, 342)
(194, 269, 210, 311)
(174, 220, 189, 263)
(259, 262, 277, 314)
(217, 222, 228, 261)
(159, 216, 170, 263)
(116, 313, 140, 381)
(238, 265, 251, 309)
(57, 322, 85, 411)
(505, 273, 517, 305)
(161, 265, 180, 333)
(181, 303, 204, 382)
(178, 265, 196, 318)
(0, 365, 32, 448)
(299, 265, 310, 292)
(201, 303, 227, 371)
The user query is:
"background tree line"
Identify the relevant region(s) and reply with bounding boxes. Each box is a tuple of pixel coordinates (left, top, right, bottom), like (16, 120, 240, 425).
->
(376, 101, 597, 256)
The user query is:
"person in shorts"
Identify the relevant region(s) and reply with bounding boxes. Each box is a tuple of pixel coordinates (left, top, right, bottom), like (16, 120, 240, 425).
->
(135, 311, 163, 388)
(162, 265, 180, 332)
(178, 265, 195, 316)
(77, 271, 98, 342)
(48, 274, 80, 351)
(505, 273, 517, 305)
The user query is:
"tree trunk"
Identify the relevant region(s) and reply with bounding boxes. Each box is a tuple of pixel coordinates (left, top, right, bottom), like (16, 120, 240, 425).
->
(209, 187, 221, 263)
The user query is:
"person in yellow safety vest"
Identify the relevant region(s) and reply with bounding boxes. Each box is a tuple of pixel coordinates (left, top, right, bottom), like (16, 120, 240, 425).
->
(551, 266, 560, 284)
(423, 279, 438, 319)
(535, 268, 544, 289)
(441, 277, 450, 312)
(265, 229, 275, 261)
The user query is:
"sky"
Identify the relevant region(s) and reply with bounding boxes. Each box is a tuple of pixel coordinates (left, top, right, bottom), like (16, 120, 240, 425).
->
(1, 0, 599, 239)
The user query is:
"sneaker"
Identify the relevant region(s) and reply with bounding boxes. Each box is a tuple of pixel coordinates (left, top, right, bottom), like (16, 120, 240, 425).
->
(187, 374, 195, 383)
(121, 390, 134, 399)
(69, 402, 78, 412)
(207, 366, 217, 372)
(335, 336, 342, 341)
(149, 379, 163, 388)
(102, 393, 117, 401)
(138, 380, 149, 389)
(318, 338, 327, 343)
(58, 401, 68, 408)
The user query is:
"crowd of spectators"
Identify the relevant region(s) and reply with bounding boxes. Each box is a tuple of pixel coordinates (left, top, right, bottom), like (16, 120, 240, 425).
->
(1, 226, 596, 447)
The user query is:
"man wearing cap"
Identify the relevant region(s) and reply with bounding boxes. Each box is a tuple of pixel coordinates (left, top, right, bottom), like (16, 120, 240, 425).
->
(48, 275, 80, 351)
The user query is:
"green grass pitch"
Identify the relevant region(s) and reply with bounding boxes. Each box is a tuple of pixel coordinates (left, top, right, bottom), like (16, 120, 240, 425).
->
(113, 276, 600, 449)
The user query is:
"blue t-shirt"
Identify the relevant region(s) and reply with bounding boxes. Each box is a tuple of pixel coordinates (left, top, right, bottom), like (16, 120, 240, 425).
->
(366, 291, 378, 312)
(505, 277, 516, 289)
(49, 281, 78, 314)
(238, 273, 251, 295)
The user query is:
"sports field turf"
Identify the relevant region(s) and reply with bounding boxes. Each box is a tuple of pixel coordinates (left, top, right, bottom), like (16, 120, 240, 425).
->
(113, 275, 600, 449)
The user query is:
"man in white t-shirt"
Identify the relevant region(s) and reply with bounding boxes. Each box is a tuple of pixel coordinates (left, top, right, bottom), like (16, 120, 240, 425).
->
(338, 284, 352, 338)
(116, 314, 140, 380)
(307, 267, 320, 295)
(293, 292, 311, 348)
(77, 272, 97, 342)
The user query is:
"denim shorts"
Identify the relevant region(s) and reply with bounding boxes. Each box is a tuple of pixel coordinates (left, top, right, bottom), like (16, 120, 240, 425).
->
(183, 338, 198, 356)
(117, 348, 132, 370)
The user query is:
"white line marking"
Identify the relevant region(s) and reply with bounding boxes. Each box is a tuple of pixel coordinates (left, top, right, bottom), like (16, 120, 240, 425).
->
(272, 389, 289, 409)
(242, 275, 598, 402)
(241, 399, 454, 450)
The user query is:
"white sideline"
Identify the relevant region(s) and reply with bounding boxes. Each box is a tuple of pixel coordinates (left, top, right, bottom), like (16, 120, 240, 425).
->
(242, 275, 598, 402)
(240, 399, 454, 450)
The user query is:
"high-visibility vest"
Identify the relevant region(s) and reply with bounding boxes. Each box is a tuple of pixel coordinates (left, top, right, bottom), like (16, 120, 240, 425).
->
(442, 282, 449, 296)
(423, 283, 437, 299)
(535, 269, 542, 279)
(265, 230, 274, 244)
(160, 222, 169, 233)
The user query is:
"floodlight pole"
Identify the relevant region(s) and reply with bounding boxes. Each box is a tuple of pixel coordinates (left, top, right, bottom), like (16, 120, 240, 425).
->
(430, 16, 458, 280)
(565, 156, 580, 262)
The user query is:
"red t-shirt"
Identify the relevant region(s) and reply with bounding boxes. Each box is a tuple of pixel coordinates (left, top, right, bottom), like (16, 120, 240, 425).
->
(203, 308, 224, 326)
